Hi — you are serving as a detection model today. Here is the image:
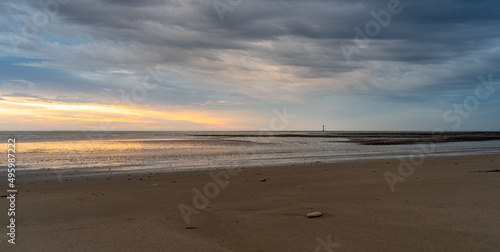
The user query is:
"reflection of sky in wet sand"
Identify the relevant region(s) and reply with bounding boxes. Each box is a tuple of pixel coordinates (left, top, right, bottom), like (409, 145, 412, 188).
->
(14, 141, 146, 154)
(4, 139, 219, 154)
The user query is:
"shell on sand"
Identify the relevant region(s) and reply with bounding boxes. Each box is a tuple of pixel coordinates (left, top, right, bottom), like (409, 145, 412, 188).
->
(306, 212, 323, 218)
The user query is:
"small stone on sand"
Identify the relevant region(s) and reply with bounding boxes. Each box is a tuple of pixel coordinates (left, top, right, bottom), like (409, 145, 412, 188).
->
(259, 178, 267, 182)
(306, 212, 323, 218)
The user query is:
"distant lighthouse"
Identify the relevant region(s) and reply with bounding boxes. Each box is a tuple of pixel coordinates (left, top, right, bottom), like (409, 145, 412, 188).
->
(322, 125, 324, 132)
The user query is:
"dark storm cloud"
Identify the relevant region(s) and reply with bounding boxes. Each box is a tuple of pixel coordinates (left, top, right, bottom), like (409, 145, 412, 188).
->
(3, 0, 500, 98)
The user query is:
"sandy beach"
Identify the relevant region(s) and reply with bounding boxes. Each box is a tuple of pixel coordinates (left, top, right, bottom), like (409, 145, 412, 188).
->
(1, 154, 499, 251)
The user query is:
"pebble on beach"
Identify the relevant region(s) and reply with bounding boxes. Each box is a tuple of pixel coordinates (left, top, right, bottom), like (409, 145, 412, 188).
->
(306, 212, 323, 218)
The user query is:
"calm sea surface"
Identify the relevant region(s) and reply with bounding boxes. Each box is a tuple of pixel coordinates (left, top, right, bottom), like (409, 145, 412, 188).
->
(2, 131, 500, 173)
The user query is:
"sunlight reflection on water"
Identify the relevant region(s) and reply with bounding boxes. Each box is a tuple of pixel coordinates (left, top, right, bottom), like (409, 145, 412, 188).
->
(2, 131, 500, 173)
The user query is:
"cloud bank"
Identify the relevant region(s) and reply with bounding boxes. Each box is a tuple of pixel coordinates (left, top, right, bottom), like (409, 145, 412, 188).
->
(0, 0, 499, 130)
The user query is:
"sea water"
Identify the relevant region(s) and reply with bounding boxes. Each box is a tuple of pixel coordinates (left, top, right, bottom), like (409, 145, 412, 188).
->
(1, 131, 500, 174)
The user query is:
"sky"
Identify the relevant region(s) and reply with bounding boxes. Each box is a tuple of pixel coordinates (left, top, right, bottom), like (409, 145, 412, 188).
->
(0, 0, 499, 131)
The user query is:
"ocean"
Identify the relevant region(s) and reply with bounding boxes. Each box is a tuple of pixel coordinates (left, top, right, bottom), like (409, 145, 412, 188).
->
(2, 131, 500, 174)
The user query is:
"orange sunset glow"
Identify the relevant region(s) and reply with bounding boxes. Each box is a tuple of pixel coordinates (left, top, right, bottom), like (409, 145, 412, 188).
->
(0, 96, 230, 130)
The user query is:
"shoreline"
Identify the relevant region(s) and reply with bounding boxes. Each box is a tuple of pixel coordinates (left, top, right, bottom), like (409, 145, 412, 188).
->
(1, 154, 499, 251)
(13, 150, 500, 183)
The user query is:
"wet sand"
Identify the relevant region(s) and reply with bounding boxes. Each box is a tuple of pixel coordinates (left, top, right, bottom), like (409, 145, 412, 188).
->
(1, 154, 499, 251)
